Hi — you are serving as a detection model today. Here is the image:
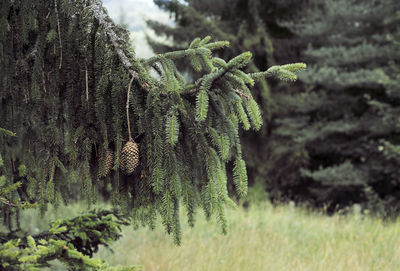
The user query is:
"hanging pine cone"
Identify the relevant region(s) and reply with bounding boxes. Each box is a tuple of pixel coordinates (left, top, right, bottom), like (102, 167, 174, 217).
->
(103, 149, 114, 176)
(120, 140, 139, 175)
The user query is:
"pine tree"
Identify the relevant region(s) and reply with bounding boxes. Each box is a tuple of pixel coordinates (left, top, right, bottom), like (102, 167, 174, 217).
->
(0, 1, 303, 267)
(270, 0, 400, 212)
(363, 11, 400, 215)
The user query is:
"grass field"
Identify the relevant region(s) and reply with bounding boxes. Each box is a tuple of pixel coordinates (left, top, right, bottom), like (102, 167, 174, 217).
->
(13, 201, 400, 271)
(92, 202, 400, 271)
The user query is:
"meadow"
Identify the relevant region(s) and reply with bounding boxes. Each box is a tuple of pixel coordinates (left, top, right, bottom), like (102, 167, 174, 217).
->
(94, 203, 400, 271)
(20, 201, 399, 271)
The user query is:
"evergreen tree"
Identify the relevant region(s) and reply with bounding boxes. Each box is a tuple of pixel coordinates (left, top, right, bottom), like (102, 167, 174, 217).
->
(270, 0, 400, 212)
(364, 10, 400, 215)
(0, 1, 303, 268)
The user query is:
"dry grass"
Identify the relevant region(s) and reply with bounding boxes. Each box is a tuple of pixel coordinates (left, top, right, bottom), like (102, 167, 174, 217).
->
(96, 202, 400, 271)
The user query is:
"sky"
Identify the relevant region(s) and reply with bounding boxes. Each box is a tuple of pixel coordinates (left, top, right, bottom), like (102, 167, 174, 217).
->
(103, 0, 173, 57)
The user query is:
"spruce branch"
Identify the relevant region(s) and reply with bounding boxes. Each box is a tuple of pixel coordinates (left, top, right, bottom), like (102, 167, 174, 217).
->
(180, 62, 306, 97)
(88, 0, 138, 79)
(0, 210, 138, 270)
(181, 65, 248, 96)
(250, 63, 307, 81)
(145, 42, 229, 67)
(0, 197, 36, 209)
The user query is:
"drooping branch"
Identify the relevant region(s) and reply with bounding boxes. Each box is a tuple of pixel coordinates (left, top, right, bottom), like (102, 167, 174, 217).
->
(88, 0, 138, 79)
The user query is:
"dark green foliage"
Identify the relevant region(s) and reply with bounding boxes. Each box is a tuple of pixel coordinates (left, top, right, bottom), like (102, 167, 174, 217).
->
(361, 13, 400, 215)
(42, 210, 129, 256)
(141, 39, 304, 243)
(269, 0, 400, 213)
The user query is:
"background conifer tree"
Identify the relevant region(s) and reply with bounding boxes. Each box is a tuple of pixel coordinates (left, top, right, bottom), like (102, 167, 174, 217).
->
(270, 0, 400, 211)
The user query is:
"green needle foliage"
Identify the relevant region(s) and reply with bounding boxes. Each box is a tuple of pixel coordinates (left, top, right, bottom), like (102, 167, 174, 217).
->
(0, 210, 141, 271)
(270, 0, 400, 212)
(141, 37, 305, 243)
(147, 0, 285, 190)
(0, 0, 303, 254)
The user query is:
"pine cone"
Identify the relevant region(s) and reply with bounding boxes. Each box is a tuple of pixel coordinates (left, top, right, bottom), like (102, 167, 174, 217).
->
(104, 149, 114, 176)
(120, 140, 139, 175)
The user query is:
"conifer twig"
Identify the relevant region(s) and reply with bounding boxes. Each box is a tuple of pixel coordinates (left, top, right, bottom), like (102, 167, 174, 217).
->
(234, 89, 252, 100)
(54, 0, 63, 69)
(0, 197, 19, 208)
(126, 76, 134, 141)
